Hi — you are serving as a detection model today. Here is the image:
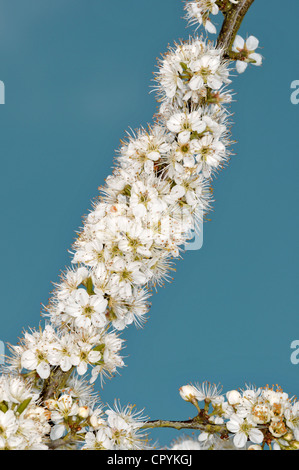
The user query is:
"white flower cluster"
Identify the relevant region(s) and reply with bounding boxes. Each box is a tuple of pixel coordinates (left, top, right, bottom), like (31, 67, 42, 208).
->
(0, 375, 50, 450)
(0, 371, 148, 450)
(9, 325, 123, 384)
(179, 382, 299, 450)
(184, 0, 239, 34)
(82, 403, 148, 450)
(29, 35, 231, 388)
(156, 38, 231, 106)
(45, 392, 148, 450)
(184, 1, 262, 74)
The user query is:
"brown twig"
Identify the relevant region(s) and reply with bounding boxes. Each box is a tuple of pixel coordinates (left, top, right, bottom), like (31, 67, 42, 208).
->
(142, 417, 226, 435)
(217, 0, 255, 58)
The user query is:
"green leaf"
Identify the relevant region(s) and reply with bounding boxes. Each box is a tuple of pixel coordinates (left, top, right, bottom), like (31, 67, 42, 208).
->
(16, 398, 32, 415)
(0, 401, 8, 413)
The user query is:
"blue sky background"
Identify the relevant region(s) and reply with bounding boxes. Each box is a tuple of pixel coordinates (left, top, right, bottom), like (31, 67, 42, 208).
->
(0, 0, 298, 447)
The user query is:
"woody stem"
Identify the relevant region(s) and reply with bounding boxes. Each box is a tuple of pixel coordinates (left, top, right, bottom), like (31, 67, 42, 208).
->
(217, 0, 256, 58)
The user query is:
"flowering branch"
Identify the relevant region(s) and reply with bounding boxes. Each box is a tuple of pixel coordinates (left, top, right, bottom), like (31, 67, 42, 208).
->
(0, 0, 271, 451)
(34, 1, 261, 406)
(142, 383, 299, 451)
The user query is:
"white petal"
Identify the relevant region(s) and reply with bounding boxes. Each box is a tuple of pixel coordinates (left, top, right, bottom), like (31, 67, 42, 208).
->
(36, 362, 50, 379)
(144, 160, 154, 174)
(170, 185, 185, 200)
(236, 60, 248, 74)
(21, 350, 38, 370)
(249, 52, 262, 66)
(249, 428, 264, 444)
(167, 114, 183, 133)
(227, 420, 241, 434)
(184, 156, 195, 167)
(246, 35, 259, 51)
(207, 76, 223, 90)
(178, 131, 191, 144)
(77, 361, 88, 375)
(205, 20, 216, 34)
(93, 296, 108, 313)
(147, 151, 160, 161)
(189, 75, 204, 91)
(60, 356, 72, 372)
(234, 432, 247, 448)
(233, 35, 245, 51)
(211, 4, 219, 15)
(50, 424, 65, 440)
(76, 288, 89, 306)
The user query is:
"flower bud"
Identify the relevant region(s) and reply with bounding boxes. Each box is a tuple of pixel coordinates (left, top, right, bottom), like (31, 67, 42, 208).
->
(90, 414, 103, 429)
(291, 440, 299, 450)
(78, 406, 90, 419)
(226, 390, 241, 405)
(179, 385, 198, 402)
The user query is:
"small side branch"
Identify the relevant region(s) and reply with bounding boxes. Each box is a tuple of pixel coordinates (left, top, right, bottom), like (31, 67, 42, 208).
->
(142, 418, 227, 435)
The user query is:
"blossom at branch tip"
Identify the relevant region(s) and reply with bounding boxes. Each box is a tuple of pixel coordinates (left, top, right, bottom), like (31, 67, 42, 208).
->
(156, 38, 231, 106)
(179, 381, 223, 405)
(184, 1, 241, 35)
(176, 382, 299, 450)
(179, 384, 199, 402)
(232, 35, 263, 73)
(184, 1, 219, 34)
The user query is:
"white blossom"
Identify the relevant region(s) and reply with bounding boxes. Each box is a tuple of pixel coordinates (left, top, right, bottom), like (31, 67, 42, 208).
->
(184, 1, 219, 34)
(227, 415, 264, 448)
(232, 35, 263, 73)
(0, 375, 50, 450)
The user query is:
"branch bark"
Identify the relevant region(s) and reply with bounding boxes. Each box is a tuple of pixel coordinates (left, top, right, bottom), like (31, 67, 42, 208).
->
(40, 367, 74, 402)
(142, 418, 227, 435)
(217, 0, 255, 58)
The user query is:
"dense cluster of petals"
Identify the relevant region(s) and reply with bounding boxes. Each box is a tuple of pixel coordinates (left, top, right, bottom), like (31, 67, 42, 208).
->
(178, 382, 299, 450)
